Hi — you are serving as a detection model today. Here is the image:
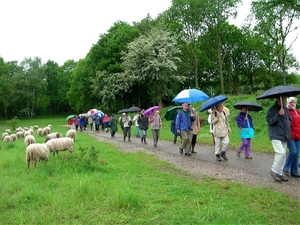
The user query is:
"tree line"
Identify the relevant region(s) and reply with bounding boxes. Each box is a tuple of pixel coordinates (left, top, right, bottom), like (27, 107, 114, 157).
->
(0, 0, 299, 119)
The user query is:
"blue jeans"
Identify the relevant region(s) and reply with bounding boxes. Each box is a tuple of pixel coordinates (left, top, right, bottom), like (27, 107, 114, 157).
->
(283, 139, 300, 175)
(135, 126, 140, 137)
(141, 130, 147, 139)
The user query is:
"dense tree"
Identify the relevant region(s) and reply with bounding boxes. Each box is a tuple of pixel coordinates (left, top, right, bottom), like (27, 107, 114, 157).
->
(251, 0, 299, 85)
(0, 57, 11, 118)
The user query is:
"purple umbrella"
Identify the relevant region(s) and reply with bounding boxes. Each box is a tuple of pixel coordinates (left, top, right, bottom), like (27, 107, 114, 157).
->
(144, 106, 160, 116)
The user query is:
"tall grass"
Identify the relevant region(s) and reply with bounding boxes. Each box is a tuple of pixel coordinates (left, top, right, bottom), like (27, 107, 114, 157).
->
(0, 116, 299, 224)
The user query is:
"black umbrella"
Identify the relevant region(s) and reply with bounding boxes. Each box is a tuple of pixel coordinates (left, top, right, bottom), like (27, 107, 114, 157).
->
(233, 101, 263, 111)
(127, 106, 141, 112)
(117, 108, 130, 114)
(256, 85, 300, 100)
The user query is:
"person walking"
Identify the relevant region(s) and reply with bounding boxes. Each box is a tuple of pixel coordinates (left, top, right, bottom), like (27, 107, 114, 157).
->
(74, 115, 79, 130)
(283, 97, 300, 178)
(122, 112, 132, 142)
(67, 117, 74, 130)
(211, 102, 231, 161)
(190, 106, 200, 154)
(133, 111, 141, 138)
(207, 108, 216, 145)
(102, 114, 110, 132)
(148, 109, 162, 147)
(109, 114, 118, 138)
(267, 96, 291, 182)
(88, 116, 93, 131)
(138, 109, 149, 144)
(79, 116, 85, 132)
(94, 114, 101, 132)
(236, 106, 254, 159)
(171, 110, 181, 144)
(175, 102, 195, 156)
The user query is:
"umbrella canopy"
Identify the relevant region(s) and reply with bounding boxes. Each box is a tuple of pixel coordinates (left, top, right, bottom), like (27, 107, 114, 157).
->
(66, 115, 75, 120)
(79, 113, 91, 117)
(256, 86, 300, 100)
(117, 108, 130, 114)
(93, 110, 104, 118)
(172, 88, 210, 103)
(233, 101, 263, 111)
(144, 106, 160, 116)
(127, 106, 141, 112)
(200, 95, 228, 112)
(87, 108, 98, 115)
(164, 106, 182, 121)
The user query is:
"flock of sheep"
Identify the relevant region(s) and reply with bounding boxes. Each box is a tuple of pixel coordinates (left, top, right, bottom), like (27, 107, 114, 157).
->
(2, 125, 76, 172)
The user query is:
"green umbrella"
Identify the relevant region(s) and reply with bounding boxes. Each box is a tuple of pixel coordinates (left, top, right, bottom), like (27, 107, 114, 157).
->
(66, 115, 75, 120)
(164, 106, 182, 121)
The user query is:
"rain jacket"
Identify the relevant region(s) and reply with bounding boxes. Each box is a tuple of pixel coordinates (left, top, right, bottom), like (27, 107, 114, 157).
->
(211, 111, 230, 137)
(236, 112, 254, 129)
(138, 114, 148, 130)
(175, 109, 195, 132)
(266, 102, 291, 141)
(288, 108, 300, 140)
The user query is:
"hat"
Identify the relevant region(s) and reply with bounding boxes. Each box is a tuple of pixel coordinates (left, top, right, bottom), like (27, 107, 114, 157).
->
(122, 113, 126, 116)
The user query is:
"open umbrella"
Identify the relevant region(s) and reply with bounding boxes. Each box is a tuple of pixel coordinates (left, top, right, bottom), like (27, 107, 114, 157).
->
(172, 88, 210, 103)
(79, 113, 91, 117)
(144, 106, 160, 116)
(200, 95, 228, 112)
(87, 108, 98, 115)
(93, 110, 104, 118)
(127, 106, 141, 112)
(164, 106, 182, 121)
(66, 115, 75, 120)
(256, 86, 300, 100)
(117, 108, 130, 114)
(233, 101, 263, 111)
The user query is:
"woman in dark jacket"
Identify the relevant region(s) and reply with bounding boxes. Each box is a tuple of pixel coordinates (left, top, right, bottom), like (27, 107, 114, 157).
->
(137, 109, 149, 144)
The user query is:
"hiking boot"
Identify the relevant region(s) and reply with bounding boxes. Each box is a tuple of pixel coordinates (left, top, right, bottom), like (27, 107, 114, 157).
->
(179, 148, 183, 155)
(283, 170, 290, 177)
(184, 153, 191, 156)
(216, 154, 222, 161)
(245, 156, 252, 159)
(191, 151, 197, 154)
(270, 170, 282, 182)
(237, 152, 241, 157)
(281, 175, 288, 181)
(220, 151, 228, 161)
(141, 138, 143, 143)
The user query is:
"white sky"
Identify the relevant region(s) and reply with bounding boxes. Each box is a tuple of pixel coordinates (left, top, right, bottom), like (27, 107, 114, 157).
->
(0, 0, 299, 68)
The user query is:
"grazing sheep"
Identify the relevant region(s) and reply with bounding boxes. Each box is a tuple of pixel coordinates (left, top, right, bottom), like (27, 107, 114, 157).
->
(28, 129, 34, 135)
(45, 132, 62, 142)
(42, 127, 51, 136)
(16, 127, 23, 132)
(16, 131, 25, 138)
(33, 125, 39, 130)
(66, 129, 76, 142)
(23, 127, 29, 131)
(46, 137, 74, 156)
(3, 135, 11, 142)
(24, 135, 36, 147)
(10, 134, 17, 142)
(37, 128, 43, 136)
(2, 132, 8, 139)
(47, 124, 52, 130)
(24, 131, 31, 138)
(5, 129, 11, 134)
(25, 143, 50, 172)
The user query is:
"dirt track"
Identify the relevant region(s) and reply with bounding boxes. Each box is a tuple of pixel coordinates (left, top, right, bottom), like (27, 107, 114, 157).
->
(85, 129, 300, 201)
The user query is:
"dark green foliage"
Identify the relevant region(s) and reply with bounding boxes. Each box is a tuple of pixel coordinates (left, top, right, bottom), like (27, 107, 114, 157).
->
(6, 117, 19, 130)
(76, 144, 103, 172)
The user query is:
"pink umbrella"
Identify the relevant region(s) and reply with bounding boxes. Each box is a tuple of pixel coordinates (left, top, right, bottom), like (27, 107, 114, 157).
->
(144, 106, 160, 116)
(87, 108, 98, 115)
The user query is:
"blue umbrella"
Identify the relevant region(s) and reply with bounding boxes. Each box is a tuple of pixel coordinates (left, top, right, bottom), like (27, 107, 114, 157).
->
(200, 95, 228, 112)
(93, 110, 104, 118)
(172, 88, 210, 103)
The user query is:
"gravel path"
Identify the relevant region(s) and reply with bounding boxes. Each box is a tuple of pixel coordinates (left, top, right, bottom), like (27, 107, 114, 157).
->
(85, 130, 300, 201)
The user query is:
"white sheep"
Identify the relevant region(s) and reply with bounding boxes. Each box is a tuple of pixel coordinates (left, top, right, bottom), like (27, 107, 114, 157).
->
(23, 127, 29, 131)
(16, 127, 23, 132)
(2, 132, 8, 139)
(5, 129, 11, 134)
(46, 137, 74, 156)
(10, 134, 17, 142)
(42, 127, 51, 136)
(25, 143, 50, 172)
(24, 135, 36, 147)
(45, 132, 62, 142)
(3, 135, 11, 142)
(28, 128, 34, 135)
(16, 131, 25, 138)
(66, 129, 76, 142)
(24, 131, 31, 138)
(33, 125, 39, 130)
(37, 128, 43, 136)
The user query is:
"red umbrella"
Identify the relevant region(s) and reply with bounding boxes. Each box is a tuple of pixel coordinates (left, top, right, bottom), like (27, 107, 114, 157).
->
(87, 108, 98, 115)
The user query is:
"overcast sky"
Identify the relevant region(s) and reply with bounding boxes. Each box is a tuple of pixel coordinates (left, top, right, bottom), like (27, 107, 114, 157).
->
(1, 0, 299, 67)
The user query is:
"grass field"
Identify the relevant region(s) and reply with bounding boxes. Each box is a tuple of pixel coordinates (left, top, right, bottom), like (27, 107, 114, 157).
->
(0, 113, 299, 224)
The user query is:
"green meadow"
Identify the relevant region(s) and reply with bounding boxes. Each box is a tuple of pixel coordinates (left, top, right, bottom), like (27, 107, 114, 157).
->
(0, 96, 299, 224)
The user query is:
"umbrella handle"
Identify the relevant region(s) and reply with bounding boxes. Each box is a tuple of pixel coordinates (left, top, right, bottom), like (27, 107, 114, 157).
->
(280, 96, 283, 109)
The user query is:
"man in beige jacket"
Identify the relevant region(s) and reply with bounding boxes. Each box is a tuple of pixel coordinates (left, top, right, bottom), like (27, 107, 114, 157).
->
(190, 106, 201, 153)
(211, 102, 231, 161)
